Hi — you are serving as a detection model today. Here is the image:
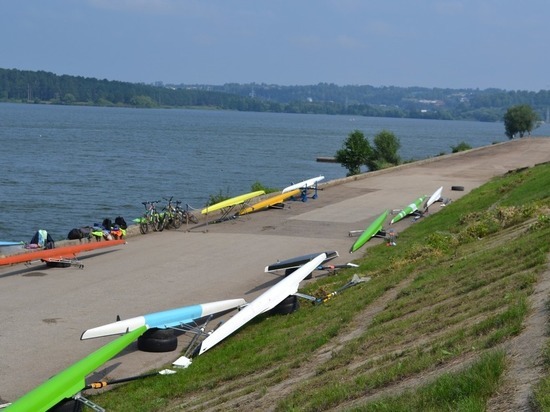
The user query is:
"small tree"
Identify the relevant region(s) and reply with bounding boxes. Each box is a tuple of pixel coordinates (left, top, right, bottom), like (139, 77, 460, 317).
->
(335, 130, 373, 176)
(371, 130, 401, 169)
(503, 105, 539, 139)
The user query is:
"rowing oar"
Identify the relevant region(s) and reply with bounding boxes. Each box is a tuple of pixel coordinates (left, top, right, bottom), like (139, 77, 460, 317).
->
(84, 369, 176, 390)
(314, 274, 370, 305)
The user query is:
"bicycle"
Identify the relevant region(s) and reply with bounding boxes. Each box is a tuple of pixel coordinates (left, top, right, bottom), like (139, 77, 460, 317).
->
(162, 197, 184, 230)
(139, 200, 163, 234)
(175, 201, 199, 225)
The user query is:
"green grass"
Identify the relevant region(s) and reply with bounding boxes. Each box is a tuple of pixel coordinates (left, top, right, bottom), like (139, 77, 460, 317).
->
(350, 350, 506, 412)
(91, 162, 550, 411)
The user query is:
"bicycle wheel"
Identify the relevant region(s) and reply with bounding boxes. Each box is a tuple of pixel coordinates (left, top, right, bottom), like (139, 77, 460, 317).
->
(151, 215, 158, 231)
(187, 212, 199, 224)
(155, 214, 164, 232)
(172, 213, 183, 229)
(139, 218, 149, 234)
(162, 213, 172, 230)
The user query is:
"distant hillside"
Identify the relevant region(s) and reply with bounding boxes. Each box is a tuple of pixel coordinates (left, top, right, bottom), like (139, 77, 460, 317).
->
(2, 67, 550, 122)
(178, 82, 550, 122)
(0, 68, 258, 111)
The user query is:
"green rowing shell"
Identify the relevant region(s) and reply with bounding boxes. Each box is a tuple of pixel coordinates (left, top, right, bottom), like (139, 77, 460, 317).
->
(8, 325, 147, 412)
(390, 195, 427, 225)
(350, 210, 389, 253)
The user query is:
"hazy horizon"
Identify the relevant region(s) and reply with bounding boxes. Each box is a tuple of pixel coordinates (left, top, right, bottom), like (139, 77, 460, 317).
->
(2, 1, 549, 92)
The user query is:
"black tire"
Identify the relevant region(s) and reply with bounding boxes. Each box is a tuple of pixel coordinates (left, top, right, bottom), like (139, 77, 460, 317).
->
(151, 216, 162, 232)
(163, 215, 172, 230)
(451, 185, 465, 191)
(172, 214, 183, 229)
(271, 295, 300, 315)
(156, 216, 165, 232)
(139, 221, 149, 234)
(46, 261, 72, 268)
(137, 328, 178, 352)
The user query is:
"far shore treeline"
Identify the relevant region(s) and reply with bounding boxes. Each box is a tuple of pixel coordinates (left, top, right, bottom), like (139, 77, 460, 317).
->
(2, 67, 550, 122)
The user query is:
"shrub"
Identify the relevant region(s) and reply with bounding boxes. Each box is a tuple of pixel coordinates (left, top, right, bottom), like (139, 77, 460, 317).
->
(250, 181, 279, 194)
(451, 141, 472, 153)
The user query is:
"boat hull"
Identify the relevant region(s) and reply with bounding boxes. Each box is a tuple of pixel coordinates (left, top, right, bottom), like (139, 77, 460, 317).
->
(81, 298, 246, 340)
(0, 240, 126, 267)
(201, 190, 265, 215)
(349, 210, 389, 253)
(390, 195, 427, 225)
(0, 241, 24, 247)
(282, 176, 324, 194)
(425, 186, 443, 209)
(265, 250, 338, 272)
(199, 253, 327, 355)
(8, 326, 147, 412)
(238, 189, 300, 215)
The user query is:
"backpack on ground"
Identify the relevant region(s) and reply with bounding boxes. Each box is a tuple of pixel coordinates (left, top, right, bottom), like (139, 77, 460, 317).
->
(102, 218, 113, 230)
(67, 227, 92, 241)
(114, 216, 128, 229)
(79, 226, 92, 238)
(28, 229, 55, 249)
(67, 228, 83, 240)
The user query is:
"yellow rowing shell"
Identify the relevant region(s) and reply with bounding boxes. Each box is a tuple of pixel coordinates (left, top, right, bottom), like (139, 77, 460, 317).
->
(238, 189, 300, 216)
(201, 190, 265, 215)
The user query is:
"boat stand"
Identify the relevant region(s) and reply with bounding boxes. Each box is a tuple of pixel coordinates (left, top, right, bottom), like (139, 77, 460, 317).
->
(311, 181, 319, 199)
(203, 202, 252, 226)
(22, 256, 85, 269)
(166, 314, 219, 358)
(301, 188, 308, 201)
(74, 393, 105, 411)
(43, 257, 85, 269)
(291, 182, 320, 202)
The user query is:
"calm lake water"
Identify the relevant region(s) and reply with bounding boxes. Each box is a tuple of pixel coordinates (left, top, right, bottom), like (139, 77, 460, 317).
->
(1, 102, 548, 242)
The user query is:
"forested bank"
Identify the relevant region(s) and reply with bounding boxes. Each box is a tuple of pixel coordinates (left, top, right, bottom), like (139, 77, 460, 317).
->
(2, 67, 549, 122)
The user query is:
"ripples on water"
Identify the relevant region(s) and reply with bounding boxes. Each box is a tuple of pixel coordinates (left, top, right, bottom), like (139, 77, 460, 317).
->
(1, 103, 548, 241)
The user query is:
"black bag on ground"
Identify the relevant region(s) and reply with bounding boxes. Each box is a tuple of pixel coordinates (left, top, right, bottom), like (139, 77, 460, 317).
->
(67, 228, 83, 240)
(114, 216, 128, 229)
(102, 218, 113, 230)
(79, 226, 92, 238)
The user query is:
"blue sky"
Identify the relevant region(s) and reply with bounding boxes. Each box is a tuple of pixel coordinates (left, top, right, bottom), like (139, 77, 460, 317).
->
(1, 0, 548, 91)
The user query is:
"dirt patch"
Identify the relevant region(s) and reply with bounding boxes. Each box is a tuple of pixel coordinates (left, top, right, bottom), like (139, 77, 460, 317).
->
(486, 259, 550, 411)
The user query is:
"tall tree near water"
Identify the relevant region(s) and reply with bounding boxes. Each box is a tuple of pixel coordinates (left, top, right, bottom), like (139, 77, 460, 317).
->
(370, 130, 401, 169)
(335, 130, 373, 176)
(503, 104, 539, 138)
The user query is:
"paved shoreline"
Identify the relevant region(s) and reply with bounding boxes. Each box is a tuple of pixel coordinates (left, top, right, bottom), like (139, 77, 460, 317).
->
(1, 137, 549, 404)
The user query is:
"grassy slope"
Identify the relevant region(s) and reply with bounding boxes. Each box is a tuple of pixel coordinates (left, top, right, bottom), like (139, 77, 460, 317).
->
(92, 163, 550, 411)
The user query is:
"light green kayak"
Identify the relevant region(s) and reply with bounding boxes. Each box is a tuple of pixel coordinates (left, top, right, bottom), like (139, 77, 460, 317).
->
(7, 325, 147, 411)
(390, 195, 427, 225)
(350, 210, 389, 253)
